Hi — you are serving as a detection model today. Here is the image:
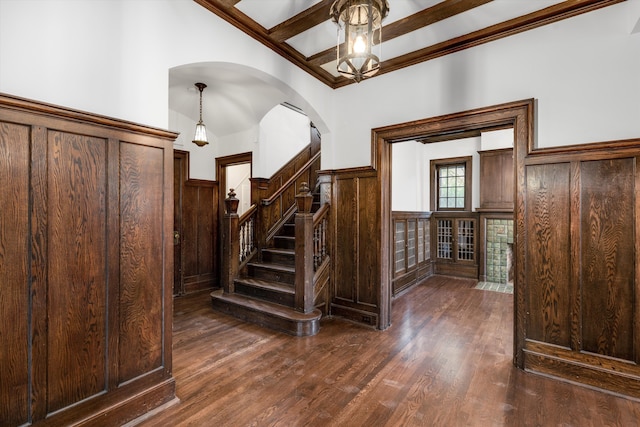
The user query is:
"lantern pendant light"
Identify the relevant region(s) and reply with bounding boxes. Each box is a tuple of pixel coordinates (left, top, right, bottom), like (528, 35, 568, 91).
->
(330, 0, 389, 83)
(192, 82, 208, 147)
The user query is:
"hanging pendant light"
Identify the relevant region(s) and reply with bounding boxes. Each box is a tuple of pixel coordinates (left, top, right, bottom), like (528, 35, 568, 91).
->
(192, 82, 208, 147)
(330, 0, 389, 83)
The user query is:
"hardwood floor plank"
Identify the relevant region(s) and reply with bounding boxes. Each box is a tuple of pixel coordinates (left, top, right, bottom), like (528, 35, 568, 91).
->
(133, 277, 640, 426)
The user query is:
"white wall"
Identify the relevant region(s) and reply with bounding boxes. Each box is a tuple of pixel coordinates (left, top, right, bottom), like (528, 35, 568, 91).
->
(391, 142, 423, 212)
(1, 0, 639, 175)
(392, 129, 514, 212)
(256, 105, 311, 178)
(0, 0, 334, 138)
(330, 1, 640, 169)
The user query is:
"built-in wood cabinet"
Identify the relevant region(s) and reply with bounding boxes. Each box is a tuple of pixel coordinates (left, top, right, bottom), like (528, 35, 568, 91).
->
(431, 212, 478, 279)
(392, 212, 431, 296)
(478, 148, 513, 211)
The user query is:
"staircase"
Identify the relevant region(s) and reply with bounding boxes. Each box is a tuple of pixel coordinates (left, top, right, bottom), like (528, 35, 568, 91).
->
(211, 191, 323, 336)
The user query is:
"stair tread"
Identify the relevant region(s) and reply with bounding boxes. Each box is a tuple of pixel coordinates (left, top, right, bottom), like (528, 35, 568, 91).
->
(211, 290, 321, 321)
(262, 248, 295, 255)
(235, 277, 294, 293)
(274, 235, 295, 240)
(247, 262, 295, 273)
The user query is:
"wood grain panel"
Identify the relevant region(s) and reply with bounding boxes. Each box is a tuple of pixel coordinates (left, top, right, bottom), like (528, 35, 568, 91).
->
(0, 93, 177, 426)
(119, 142, 164, 383)
(47, 131, 108, 412)
(479, 148, 514, 211)
(183, 184, 199, 276)
(0, 121, 30, 425)
(580, 158, 635, 360)
(197, 185, 215, 274)
(525, 163, 571, 347)
(357, 175, 379, 305)
(334, 177, 356, 301)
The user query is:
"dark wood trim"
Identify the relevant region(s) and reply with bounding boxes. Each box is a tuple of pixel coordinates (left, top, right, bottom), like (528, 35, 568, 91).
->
(361, 0, 624, 88)
(193, 0, 337, 87)
(429, 155, 473, 212)
(268, 0, 333, 43)
(0, 93, 178, 139)
(308, 0, 492, 70)
(373, 98, 534, 364)
(193, 0, 622, 89)
(262, 151, 321, 205)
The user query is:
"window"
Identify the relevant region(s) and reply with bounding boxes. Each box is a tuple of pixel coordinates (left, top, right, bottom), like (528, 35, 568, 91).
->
(430, 156, 472, 211)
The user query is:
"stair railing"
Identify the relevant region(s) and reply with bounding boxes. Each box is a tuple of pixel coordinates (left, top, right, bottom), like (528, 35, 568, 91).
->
(221, 189, 257, 294)
(294, 182, 330, 313)
(258, 151, 321, 253)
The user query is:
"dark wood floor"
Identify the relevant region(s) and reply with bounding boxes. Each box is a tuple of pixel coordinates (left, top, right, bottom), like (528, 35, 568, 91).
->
(133, 276, 640, 426)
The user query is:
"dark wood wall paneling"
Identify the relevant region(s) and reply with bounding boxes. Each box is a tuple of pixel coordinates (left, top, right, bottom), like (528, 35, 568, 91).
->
(478, 148, 514, 211)
(522, 143, 640, 398)
(330, 168, 381, 327)
(0, 94, 176, 426)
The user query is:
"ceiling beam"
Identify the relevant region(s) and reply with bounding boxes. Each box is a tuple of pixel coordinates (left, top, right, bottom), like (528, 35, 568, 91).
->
(333, 0, 625, 88)
(268, 0, 334, 43)
(308, 0, 493, 67)
(194, 0, 625, 90)
(193, 0, 338, 87)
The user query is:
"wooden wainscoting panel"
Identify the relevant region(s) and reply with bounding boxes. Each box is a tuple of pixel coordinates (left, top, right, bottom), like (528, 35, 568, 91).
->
(119, 142, 165, 384)
(47, 131, 109, 412)
(0, 121, 31, 425)
(522, 141, 640, 399)
(580, 158, 635, 361)
(357, 175, 380, 306)
(524, 162, 571, 348)
(331, 171, 380, 326)
(334, 175, 356, 302)
(0, 93, 176, 426)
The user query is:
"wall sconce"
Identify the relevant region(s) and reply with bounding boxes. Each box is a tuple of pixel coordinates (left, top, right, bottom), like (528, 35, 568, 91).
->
(330, 0, 389, 83)
(192, 82, 208, 147)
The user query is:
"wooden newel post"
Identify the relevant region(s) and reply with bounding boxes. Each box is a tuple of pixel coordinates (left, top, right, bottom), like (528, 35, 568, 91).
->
(222, 189, 240, 293)
(295, 182, 314, 313)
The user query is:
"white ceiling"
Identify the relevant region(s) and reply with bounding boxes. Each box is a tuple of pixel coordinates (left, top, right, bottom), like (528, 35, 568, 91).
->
(172, 0, 618, 140)
(232, 0, 565, 79)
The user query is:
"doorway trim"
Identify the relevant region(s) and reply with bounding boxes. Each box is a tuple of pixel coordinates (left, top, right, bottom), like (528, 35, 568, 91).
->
(373, 99, 534, 367)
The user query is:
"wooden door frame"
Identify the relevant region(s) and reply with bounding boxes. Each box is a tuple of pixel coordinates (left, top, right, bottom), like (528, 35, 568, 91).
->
(215, 152, 253, 283)
(173, 150, 189, 296)
(373, 99, 534, 367)
(216, 152, 253, 202)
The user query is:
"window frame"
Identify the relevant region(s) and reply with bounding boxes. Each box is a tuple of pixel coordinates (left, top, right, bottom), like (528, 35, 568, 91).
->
(430, 156, 472, 212)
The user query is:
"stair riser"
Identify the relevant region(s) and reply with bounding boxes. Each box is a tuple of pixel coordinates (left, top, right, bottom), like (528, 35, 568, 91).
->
(247, 265, 295, 285)
(234, 282, 294, 307)
(262, 251, 295, 267)
(273, 236, 295, 250)
(281, 224, 295, 237)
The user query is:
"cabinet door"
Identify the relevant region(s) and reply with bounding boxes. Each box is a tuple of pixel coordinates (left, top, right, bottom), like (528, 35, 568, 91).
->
(456, 218, 476, 263)
(394, 220, 407, 275)
(436, 219, 453, 260)
(433, 215, 478, 278)
(406, 219, 417, 269)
